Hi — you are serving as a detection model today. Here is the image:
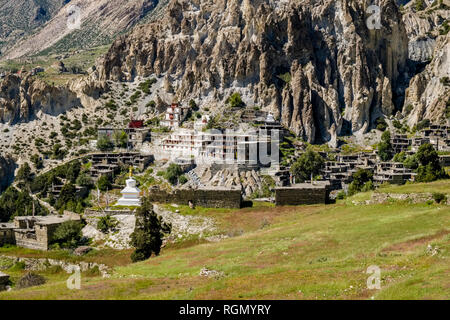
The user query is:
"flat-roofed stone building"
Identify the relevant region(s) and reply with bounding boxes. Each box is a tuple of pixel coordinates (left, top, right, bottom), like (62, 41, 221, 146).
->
(12, 216, 79, 251)
(275, 182, 330, 206)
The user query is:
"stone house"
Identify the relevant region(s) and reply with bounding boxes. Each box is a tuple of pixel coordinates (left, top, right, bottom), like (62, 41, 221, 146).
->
(11, 216, 77, 251)
(275, 182, 331, 206)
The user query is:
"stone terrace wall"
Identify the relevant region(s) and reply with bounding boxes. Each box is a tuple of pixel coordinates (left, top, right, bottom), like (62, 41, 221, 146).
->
(148, 188, 243, 209)
(275, 186, 329, 206)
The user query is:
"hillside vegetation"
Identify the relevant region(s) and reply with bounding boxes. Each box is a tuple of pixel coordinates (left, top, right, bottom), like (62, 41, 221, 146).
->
(0, 181, 449, 300)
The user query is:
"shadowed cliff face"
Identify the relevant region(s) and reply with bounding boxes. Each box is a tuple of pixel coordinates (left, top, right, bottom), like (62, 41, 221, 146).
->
(0, 155, 16, 194)
(96, 0, 409, 143)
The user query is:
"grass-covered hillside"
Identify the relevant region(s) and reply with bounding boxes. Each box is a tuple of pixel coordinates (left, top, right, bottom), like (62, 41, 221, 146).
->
(0, 181, 449, 300)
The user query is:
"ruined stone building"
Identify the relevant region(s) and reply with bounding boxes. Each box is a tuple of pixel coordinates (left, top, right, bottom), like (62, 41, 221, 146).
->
(0, 216, 78, 251)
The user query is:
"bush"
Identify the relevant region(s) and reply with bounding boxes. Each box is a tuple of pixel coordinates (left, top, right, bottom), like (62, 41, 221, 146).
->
(432, 193, 447, 204)
(348, 169, 374, 196)
(97, 175, 112, 192)
(290, 149, 324, 182)
(376, 117, 388, 131)
(178, 175, 188, 185)
(97, 216, 119, 234)
(164, 164, 183, 185)
(97, 135, 114, 151)
(51, 221, 83, 249)
(336, 191, 346, 200)
(17, 272, 46, 289)
(226, 93, 245, 108)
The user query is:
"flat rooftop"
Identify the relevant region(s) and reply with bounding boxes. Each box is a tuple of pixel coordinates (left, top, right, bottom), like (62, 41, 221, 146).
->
(15, 216, 73, 225)
(275, 182, 330, 190)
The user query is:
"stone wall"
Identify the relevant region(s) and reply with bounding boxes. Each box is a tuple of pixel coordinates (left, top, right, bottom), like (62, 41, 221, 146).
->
(0, 255, 110, 278)
(148, 187, 243, 209)
(275, 185, 329, 206)
(0, 228, 15, 246)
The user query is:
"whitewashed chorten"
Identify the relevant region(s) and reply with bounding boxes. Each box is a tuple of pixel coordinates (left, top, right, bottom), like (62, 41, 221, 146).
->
(115, 167, 141, 207)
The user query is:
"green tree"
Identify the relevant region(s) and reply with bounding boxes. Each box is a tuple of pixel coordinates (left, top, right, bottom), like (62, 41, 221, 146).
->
(415, 143, 448, 182)
(30, 154, 43, 170)
(55, 183, 77, 210)
(16, 162, 32, 183)
(76, 173, 94, 188)
(113, 130, 128, 149)
(51, 220, 83, 248)
(0, 187, 48, 222)
(97, 135, 114, 151)
(130, 199, 171, 262)
(97, 175, 112, 192)
(378, 130, 393, 161)
(290, 149, 324, 182)
(348, 169, 374, 196)
(164, 164, 183, 185)
(226, 93, 245, 108)
(66, 160, 81, 183)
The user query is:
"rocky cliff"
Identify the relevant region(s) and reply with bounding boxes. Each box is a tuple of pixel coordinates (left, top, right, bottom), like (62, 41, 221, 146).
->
(401, 1, 450, 126)
(0, 71, 106, 124)
(0, 155, 15, 193)
(96, 0, 409, 143)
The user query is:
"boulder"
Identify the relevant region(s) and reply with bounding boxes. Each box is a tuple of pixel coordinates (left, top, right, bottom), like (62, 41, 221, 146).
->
(74, 246, 92, 256)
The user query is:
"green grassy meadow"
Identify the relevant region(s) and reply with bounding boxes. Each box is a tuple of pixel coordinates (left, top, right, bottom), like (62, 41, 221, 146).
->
(0, 182, 449, 300)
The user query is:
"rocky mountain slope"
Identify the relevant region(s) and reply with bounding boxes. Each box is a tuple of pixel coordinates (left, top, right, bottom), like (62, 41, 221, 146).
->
(96, 0, 410, 143)
(0, 0, 165, 60)
(0, 0, 66, 57)
(0, 0, 448, 163)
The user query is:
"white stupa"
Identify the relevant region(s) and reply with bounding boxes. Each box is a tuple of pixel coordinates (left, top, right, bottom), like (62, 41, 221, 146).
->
(266, 112, 276, 123)
(115, 167, 141, 207)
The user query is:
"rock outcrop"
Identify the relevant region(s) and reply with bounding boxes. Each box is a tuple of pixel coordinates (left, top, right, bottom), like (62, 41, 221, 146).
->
(401, 2, 450, 126)
(96, 0, 409, 143)
(0, 73, 105, 124)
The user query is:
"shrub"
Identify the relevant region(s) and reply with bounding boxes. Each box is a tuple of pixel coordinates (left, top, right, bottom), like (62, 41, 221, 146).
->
(8, 261, 26, 271)
(17, 272, 46, 289)
(164, 164, 183, 185)
(226, 93, 245, 108)
(336, 191, 346, 200)
(51, 221, 83, 249)
(97, 216, 119, 234)
(97, 135, 114, 151)
(178, 175, 188, 185)
(348, 169, 374, 196)
(376, 117, 388, 131)
(432, 193, 447, 204)
(97, 175, 112, 192)
(290, 149, 324, 182)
